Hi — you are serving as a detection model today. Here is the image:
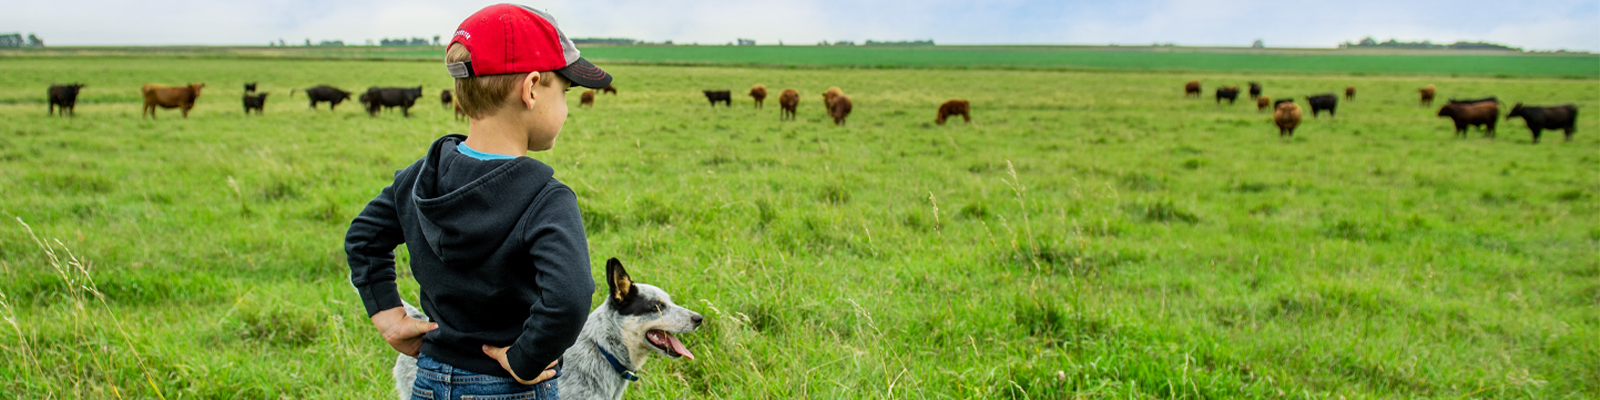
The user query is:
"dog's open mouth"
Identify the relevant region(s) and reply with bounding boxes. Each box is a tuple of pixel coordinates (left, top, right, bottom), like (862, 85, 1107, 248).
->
(646, 329, 695, 360)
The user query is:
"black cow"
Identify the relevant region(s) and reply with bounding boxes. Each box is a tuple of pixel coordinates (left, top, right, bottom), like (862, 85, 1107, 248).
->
(1306, 93, 1338, 118)
(242, 92, 268, 115)
(363, 86, 424, 117)
(1449, 96, 1499, 105)
(48, 83, 85, 117)
(1215, 86, 1240, 105)
(441, 89, 453, 108)
(1273, 98, 1295, 107)
(293, 85, 353, 110)
(703, 90, 732, 107)
(244, 82, 257, 93)
(1248, 82, 1262, 99)
(1506, 103, 1578, 144)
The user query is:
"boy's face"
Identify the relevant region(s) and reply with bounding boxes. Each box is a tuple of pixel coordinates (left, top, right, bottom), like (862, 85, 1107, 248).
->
(519, 73, 570, 151)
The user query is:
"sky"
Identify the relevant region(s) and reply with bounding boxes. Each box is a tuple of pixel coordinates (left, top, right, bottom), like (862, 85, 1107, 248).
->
(4, 0, 1597, 51)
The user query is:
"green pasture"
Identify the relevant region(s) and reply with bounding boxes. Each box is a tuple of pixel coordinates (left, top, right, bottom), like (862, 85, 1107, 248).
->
(0, 55, 1596, 399)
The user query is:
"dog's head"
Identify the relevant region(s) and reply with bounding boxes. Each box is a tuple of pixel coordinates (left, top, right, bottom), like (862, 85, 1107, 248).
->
(605, 258, 703, 360)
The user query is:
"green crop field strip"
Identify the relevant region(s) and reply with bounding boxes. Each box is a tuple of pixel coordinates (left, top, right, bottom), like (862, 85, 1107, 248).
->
(0, 54, 1596, 398)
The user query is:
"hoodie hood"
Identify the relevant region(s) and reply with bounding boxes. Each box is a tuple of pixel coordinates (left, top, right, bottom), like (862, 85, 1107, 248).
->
(412, 134, 553, 266)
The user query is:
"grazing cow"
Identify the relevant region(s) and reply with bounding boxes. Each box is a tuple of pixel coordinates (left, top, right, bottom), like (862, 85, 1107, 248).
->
(1344, 86, 1355, 101)
(1449, 96, 1499, 105)
(580, 90, 595, 108)
(936, 99, 971, 125)
(828, 95, 853, 126)
(822, 87, 843, 109)
(1216, 86, 1240, 105)
(1274, 102, 1303, 137)
(778, 89, 800, 121)
(1437, 101, 1499, 138)
(293, 85, 354, 110)
(1256, 96, 1272, 111)
(1248, 82, 1262, 99)
(1306, 93, 1338, 118)
(244, 82, 257, 93)
(601, 84, 617, 95)
(1506, 103, 1578, 144)
(48, 83, 85, 117)
(141, 83, 205, 119)
(1274, 98, 1295, 108)
(362, 86, 424, 117)
(1185, 81, 1201, 98)
(453, 103, 467, 122)
(242, 92, 268, 115)
(1419, 85, 1436, 106)
(440, 90, 453, 108)
(703, 90, 731, 107)
(749, 84, 768, 109)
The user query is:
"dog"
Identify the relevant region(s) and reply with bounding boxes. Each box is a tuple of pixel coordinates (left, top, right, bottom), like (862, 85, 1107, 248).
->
(393, 258, 704, 400)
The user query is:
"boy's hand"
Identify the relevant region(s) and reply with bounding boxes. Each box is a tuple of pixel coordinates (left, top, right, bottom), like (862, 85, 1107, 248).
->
(370, 307, 437, 357)
(482, 345, 559, 385)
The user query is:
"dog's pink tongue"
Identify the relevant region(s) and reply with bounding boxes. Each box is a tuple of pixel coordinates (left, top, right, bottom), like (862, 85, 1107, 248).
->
(663, 332, 695, 360)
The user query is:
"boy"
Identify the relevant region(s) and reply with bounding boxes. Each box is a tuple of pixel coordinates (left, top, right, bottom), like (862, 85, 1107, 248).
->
(345, 4, 612, 396)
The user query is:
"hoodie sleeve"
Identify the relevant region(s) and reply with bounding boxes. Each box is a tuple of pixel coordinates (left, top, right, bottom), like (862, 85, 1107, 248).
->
(346, 180, 408, 317)
(504, 185, 595, 379)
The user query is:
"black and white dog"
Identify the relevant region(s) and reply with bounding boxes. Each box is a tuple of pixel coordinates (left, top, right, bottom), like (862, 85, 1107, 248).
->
(393, 258, 703, 400)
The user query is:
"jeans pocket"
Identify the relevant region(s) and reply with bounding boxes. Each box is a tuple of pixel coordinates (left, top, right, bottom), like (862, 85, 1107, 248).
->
(459, 392, 538, 400)
(540, 379, 559, 400)
(409, 387, 435, 400)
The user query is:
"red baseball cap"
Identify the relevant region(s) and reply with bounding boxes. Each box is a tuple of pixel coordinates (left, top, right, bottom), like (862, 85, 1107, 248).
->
(446, 4, 612, 89)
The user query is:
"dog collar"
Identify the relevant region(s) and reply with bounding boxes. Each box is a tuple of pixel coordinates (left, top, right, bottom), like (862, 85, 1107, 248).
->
(594, 342, 638, 381)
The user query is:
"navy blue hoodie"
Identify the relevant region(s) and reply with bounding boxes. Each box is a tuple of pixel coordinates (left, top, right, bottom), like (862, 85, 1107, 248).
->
(346, 134, 593, 379)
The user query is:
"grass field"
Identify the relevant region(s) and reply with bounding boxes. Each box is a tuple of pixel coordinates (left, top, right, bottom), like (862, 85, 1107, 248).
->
(0, 54, 1597, 399)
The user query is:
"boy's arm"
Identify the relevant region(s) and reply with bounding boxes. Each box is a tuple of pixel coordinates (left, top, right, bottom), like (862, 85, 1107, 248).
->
(503, 186, 595, 380)
(345, 182, 407, 317)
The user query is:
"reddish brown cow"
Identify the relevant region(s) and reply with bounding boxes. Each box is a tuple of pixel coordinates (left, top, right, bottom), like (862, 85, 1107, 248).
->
(1438, 101, 1499, 138)
(1274, 102, 1302, 137)
(749, 84, 768, 109)
(141, 83, 205, 119)
(828, 95, 853, 126)
(601, 84, 617, 95)
(1345, 86, 1356, 101)
(1184, 81, 1201, 98)
(580, 89, 595, 108)
(1257, 96, 1272, 111)
(1419, 85, 1436, 106)
(778, 89, 799, 121)
(822, 87, 843, 110)
(936, 99, 970, 125)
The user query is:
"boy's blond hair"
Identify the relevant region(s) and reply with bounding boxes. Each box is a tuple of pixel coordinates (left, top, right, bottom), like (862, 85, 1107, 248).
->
(446, 43, 558, 119)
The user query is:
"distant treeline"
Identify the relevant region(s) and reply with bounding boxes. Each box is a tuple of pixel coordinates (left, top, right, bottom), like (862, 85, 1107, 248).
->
(381, 37, 439, 47)
(1340, 37, 1520, 51)
(864, 39, 934, 46)
(0, 33, 44, 47)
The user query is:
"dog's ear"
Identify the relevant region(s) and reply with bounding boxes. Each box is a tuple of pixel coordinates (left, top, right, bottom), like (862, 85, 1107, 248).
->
(606, 258, 636, 304)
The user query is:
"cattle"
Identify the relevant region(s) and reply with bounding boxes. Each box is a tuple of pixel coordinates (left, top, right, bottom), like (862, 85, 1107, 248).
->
(361, 86, 424, 117)
(778, 89, 799, 121)
(1185, 81, 1201, 98)
(828, 95, 853, 126)
(601, 84, 617, 95)
(1344, 86, 1355, 101)
(580, 89, 595, 108)
(1306, 93, 1338, 118)
(1506, 103, 1578, 144)
(242, 92, 268, 115)
(703, 90, 731, 107)
(1274, 102, 1303, 138)
(749, 84, 768, 109)
(48, 83, 85, 117)
(141, 83, 205, 119)
(244, 82, 257, 93)
(1419, 85, 1436, 106)
(1248, 82, 1262, 99)
(1274, 99, 1295, 108)
(1256, 96, 1271, 111)
(822, 87, 843, 109)
(440, 90, 453, 108)
(936, 99, 971, 125)
(1449, 96, 1499, 105)
(1216, 86, 1240, 105)
(292, 85, 354, 110)
(1437, 101, 1499, 138)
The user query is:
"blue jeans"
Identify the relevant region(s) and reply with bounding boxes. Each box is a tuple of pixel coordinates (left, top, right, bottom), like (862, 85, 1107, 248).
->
(410, 354, 559, 400)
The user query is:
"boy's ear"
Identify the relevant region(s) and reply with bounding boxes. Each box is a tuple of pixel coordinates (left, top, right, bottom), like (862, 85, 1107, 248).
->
(521, 73, 539, 109)
(606, 258, 635, 304)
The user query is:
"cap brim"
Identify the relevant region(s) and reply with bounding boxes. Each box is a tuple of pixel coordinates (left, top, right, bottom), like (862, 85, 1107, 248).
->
(556, 58, 612, 89)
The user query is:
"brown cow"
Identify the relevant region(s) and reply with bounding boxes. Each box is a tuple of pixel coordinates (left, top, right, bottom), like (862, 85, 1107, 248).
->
(778, 89, 799, 121)
(936, 99, 970, 125)
(749, 84, 768, 109)
(1185, 81, 1201, 98)
(822, 87, 843, 109)
(828, 95, 852, 126)
(1344, 86, 1356, 101)
(580, 89, 595, 108)
(1257, 96, 1272, 111)
(601, 84, 617, 95)
(1274, 102, 1302, 137)
(1437, 101, 1498, 138)
(454, 103, 467, 122)
(141, 83, 205, 119)
(1419, 85, 1436, 106)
